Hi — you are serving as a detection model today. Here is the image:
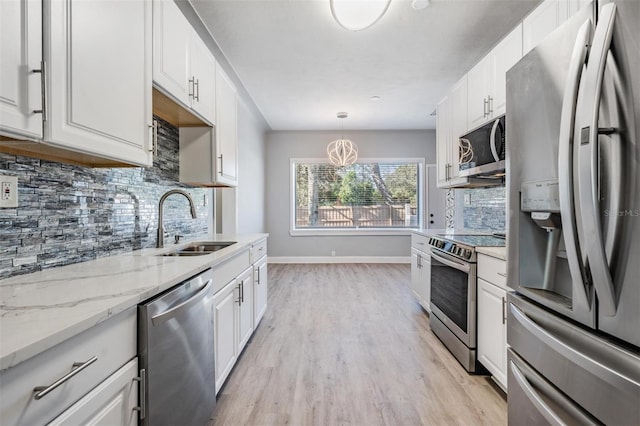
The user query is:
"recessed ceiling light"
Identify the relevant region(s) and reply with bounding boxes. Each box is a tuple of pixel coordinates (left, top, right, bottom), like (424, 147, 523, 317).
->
(370, 96, 381, 101)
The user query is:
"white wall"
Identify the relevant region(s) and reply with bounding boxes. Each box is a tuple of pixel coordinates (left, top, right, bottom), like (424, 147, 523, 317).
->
(265, 130, 436, 258)
(236, 98, 267, 233)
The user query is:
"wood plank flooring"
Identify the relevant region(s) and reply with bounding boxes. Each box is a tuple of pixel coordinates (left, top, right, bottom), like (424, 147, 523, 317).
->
(210, 263, 506, 426)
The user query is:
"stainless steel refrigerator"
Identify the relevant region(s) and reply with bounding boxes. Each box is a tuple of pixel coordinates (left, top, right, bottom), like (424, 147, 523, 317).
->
(506, 0, 639, 424)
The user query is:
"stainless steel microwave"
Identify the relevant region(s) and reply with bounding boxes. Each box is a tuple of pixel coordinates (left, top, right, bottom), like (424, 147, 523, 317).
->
(458, 116, 505, 177)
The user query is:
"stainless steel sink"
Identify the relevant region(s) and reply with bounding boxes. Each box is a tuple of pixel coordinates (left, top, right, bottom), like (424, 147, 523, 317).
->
(158, 241, 236, 257)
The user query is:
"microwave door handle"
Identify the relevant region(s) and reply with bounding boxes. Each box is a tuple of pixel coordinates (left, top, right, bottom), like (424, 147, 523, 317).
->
(558, 19, 592, 305)
(577, 3, 618, 316)
(430, 250, 470, 273)
(489, 118, 501, 162)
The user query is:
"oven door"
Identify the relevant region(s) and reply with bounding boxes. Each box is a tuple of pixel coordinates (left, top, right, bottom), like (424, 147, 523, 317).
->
(429, 248, 477, 347)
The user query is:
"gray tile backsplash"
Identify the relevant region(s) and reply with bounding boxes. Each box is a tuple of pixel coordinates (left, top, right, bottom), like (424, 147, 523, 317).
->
(0, 117, 209, 279)
(460, 186, 506, 231)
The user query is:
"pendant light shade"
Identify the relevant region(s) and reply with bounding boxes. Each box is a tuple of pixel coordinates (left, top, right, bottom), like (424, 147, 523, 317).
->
(328, 112, 358, 167)
(330, 0, 392, 32)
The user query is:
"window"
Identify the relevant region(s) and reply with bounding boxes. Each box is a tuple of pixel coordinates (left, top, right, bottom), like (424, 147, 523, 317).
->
(291, 158, 424, 235)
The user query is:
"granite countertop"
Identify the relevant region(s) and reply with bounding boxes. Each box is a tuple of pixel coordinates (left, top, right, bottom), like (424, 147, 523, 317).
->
(0, 233, 268, 372)
(476, 246, 508, 260)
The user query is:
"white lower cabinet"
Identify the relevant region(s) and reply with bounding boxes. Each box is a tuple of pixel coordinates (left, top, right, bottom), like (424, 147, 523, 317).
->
(49, 358, 138, 426)
(410, 234, 431, 312)
(477, 254, 508, 391)
(237, 267, 254, 354)
(213, 278, 238, 394)
(253, 255, 268, 327)
(0, 308, 137, 426)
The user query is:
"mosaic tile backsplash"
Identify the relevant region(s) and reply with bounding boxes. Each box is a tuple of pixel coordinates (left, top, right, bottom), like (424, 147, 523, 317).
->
(462, 186, 506, 231)
(0, 117, 209, 279)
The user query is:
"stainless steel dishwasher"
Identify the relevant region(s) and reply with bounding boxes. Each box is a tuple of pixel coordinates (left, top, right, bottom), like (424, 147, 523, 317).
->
(138, 268, 215, 426)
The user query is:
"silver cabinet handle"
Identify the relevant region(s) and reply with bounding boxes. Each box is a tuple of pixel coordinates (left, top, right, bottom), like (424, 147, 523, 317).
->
(133, 368, 147, 419)
(236, 283, 242, 304)
(148, 119, 158, 155)
(483, 98, 489, 118)
(218, 154, 223, 175)
(32, 60, 47, 121)
(487, 95, 493, 115)
(502, 297, 506, 324)
(497, 272, 507, 278)
(33, 356, 98, 400)
(194, 78, 200, 101)
(188, 76, 195, 98)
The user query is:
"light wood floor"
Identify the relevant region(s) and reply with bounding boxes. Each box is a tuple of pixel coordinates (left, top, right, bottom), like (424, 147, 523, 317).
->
(211, 263, 506, 426)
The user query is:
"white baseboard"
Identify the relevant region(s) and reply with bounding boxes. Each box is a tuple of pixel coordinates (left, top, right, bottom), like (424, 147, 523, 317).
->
(267, 256, 411, 264)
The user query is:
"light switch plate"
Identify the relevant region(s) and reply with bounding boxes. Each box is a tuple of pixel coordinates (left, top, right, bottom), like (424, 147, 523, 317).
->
(0, 176, 18, 208)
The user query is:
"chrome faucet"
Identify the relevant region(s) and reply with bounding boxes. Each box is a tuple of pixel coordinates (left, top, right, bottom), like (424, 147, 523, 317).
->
(157, 189, 197, 248)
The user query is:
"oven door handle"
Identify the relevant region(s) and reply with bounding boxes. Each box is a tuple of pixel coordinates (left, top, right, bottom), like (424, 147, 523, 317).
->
(430, 250, 471, 273)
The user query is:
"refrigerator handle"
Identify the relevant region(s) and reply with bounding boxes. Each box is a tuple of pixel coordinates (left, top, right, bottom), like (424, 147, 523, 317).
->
(577, 3, 617, 316)
(557, 19, 592, 305)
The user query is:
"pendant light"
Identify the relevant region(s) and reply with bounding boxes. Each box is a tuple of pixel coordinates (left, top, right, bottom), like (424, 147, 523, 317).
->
(327, 112, 358, 167)
(330, 0, 392, 32)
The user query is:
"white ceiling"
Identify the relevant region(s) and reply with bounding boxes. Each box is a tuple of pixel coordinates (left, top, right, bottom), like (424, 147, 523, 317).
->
(190, 0, 540, 131)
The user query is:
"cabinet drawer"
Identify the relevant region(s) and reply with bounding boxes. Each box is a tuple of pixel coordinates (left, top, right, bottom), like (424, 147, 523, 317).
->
(478, 253, 507, 288)
(251, 239, 267, 263)
(212, 249, 251, 294)
(0, 308, 137, 426)
(411, 233, 430, 252)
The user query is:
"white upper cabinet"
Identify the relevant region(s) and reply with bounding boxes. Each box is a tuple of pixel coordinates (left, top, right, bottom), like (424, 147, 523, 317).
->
(491, 24, 523, 118)
(45, 0, 153, 167)
(437, 76, 470, 188)
(468, 24, 522, 130)
(215, 65, 239, 186)
(522, 0, 570, 55)
(0, 0, 152, 167)
(153, 0, 216, 125)
(0, 0, 42, 140)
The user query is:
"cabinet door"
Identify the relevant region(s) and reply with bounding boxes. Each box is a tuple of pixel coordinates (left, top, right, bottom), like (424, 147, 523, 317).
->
(410, 250, 422, 301)
(522, 0, 568, 55)
(48, 358, 138, 426)
(46, 0, 152, 166)
(466, 55, 491, 130)
(190, 34, 216, 124)
(0, 0, 42, 140)
(237, 267, 254, 353)
(491, 24, 523, 118)
(215, 66, 238, 186)
(153, 0, 191, 107)
(477, 278, 507, 390)
(449, 76, 467, 181)
(213, 280, 238, 394)
(435, 96, 451, 187)
(254, 257, 268, 327)
(420, 251, 431, 312)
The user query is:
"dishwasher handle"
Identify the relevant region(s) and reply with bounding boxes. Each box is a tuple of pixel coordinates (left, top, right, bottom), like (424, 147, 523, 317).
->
(151, 279, 213, 325)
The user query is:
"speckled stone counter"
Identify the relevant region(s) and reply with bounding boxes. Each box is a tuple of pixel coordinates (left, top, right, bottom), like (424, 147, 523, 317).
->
(0, 233, 267, 371)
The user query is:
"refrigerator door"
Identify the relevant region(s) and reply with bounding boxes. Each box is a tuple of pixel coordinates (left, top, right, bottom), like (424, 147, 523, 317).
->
(506, 3, 597, 327)
(574, 0, 639, 346)
(508, 293, 640, 425)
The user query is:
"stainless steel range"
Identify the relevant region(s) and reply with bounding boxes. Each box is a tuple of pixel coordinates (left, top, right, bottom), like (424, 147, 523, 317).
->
(427, 233, 505, 372)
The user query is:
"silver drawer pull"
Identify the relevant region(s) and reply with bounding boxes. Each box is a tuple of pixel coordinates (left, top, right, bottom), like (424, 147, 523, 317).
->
(33, 356, 98, 400)
(497, 272, 507, 277)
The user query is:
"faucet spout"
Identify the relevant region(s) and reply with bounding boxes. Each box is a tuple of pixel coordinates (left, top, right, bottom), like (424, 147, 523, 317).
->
(157, 189, 198, 248)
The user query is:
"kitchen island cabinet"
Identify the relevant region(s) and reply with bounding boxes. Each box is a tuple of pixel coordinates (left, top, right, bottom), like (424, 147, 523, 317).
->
(0, 0, 153, 167)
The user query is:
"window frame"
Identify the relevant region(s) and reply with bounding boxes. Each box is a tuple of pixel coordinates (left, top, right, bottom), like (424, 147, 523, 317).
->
(289, 157, 425, 236)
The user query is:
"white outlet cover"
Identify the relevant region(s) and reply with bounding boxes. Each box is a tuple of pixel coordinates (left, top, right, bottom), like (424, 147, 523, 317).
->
(0, 175, 18, 208)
